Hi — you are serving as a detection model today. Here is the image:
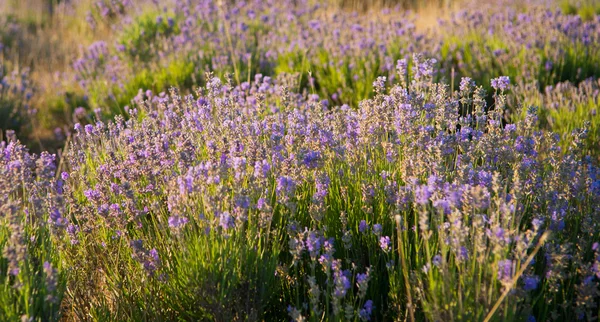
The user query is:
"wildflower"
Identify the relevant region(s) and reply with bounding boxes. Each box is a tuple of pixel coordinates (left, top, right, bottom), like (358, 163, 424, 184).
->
(219, 212, 234, 230)
(373, 76, 387, 92)
(356, 269, 370, 298)
(359, 220, 368, 233)
(306, 230, 321, 259)
(359, 300, 374, 321)
(168, 215, 189, 229)
(380, 236, 391, 252)
(276, 176, 296, 200)
(414, 185, 432, 205)
(491, 76, 510, 91)
(84, 124, 94, 135)
(497, 259, 514, 283)
(333, 271, 351, 298)
(523, 275, 540, 291)
(459, 77, 474, 93)
(372, 224, 382, 235)
(313, 175, 330, 203)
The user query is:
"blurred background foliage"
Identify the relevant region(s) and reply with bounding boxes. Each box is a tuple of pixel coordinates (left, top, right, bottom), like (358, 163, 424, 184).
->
(0, 0, 599, 156)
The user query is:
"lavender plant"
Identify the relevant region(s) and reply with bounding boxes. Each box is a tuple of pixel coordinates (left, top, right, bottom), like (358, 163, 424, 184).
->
(3, 58, 600, 320)
(2, 0, 600, 151)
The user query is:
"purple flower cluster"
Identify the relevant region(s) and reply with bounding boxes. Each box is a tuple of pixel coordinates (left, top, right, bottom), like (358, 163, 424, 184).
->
(3, 48, 600, 320)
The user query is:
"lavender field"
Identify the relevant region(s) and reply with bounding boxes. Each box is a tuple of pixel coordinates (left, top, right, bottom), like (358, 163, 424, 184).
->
(1, 0, 600, 321)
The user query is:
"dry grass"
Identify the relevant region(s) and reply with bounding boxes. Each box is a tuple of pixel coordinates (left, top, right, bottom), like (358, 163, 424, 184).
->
(1, 0, 118, 151)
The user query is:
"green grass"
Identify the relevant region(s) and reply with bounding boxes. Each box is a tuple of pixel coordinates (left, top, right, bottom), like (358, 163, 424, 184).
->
(117, 11, 181, 63)
(560, 0, 600, 20)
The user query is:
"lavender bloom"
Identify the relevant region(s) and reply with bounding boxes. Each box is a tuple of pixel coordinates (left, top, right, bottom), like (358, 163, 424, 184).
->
(276, 176, 296, 200)
(84, 124, 94, 135)
(373, 76, 387, 92)
(306, 230, 321, 259)
(219, 211, 234, 230)
(303, 150, 321, 169)
(380, 236, 391, 252)
(49, 208, 67, 227)
(372, 224, 382, 236)
(333, 271, 351, 298)
(491, 76, 510, 91)
(359, 220, 368, 233)
(312, 175, 330, 203)
(523, 275, 540, 291)
(83, 189, 101, 202)
(168, 215, 189, 229)
(253, 159, 271, 178)
(359, 300, 374, 321)
(414, 185, 432, 205)
(497, 259, 514, 283)
(459, 77, 474, 93)
(356, 269, 370, 298)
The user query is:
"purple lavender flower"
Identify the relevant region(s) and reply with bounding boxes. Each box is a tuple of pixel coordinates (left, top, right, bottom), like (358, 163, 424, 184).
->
(306, 231, 321, 259)
(333, 271, 351, 298)
(84, 189, 101, 202)
(359, 300, 374, 321)
(168, 215, 189, 229)
(491, 76, 510, 91)
(380, 236, 391, 252)
(302, 150, 321, 169)
(253, 159, 271, 178)
(372, 224, 382, 235)
(414, 185, 432, 205)
(84, 124, 94, 135)
(359, 220, 368, 233)
(312, 175, 330, 203)
(219, 211, 235, 230)
(497, 259, 514, 282)
(459, 77, 474, 93)
(523, 275, 540, 291)
(276, 176, 296, 199)
(373, 76, 387, 91)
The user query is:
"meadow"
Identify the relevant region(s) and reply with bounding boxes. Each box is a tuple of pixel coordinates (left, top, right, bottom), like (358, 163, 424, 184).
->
(1, 0, 600, 321)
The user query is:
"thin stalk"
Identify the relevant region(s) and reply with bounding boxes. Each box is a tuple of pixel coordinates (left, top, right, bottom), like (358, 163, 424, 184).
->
(483, 232, 549, 322)
(395, 215, 415, 322)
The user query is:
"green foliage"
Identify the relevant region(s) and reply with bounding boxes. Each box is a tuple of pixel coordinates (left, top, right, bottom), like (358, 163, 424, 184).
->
(560, 0, 579, 15)
(41, 91, 89, 129)
(0, 218, 64, 321)
(440, 29, 600, 107)
(166, 227, 283, 320)
(118, 11, 181, 62)
(519, 79, 600, 155)
(560, 0, 600, 19)
(0, 97, 25, 134)
(87, 59, 196, 115)
(274, 45, 407, 106)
